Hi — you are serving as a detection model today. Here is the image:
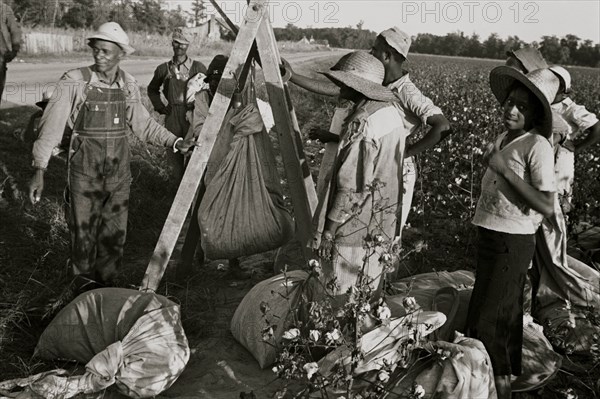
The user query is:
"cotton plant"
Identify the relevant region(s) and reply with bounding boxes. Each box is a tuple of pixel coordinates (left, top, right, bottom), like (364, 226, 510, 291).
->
(260, 182, 435, 398)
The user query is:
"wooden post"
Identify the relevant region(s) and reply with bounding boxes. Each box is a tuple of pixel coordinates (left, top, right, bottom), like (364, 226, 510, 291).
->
(141, 0, 269, 292)
(254, 17, 317, 247)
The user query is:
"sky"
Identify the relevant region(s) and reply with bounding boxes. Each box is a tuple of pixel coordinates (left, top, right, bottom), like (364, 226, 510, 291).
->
(163, 0, 600, 43)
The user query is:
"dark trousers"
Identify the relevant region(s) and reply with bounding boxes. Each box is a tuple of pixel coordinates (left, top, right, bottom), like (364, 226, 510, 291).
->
(66, 176, 131, 283)
(165, 105, 190, 181)
(466, 227, 535, 376)
(0, 60, 7, 104)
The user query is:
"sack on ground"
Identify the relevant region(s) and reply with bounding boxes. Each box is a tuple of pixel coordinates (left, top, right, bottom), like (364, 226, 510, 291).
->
(410, 335, 498, 399)
(230, 270, 311, 369)
(511, 315, 563, 392)
(32, 288, 189, 398)
(199, 104, 294, 259)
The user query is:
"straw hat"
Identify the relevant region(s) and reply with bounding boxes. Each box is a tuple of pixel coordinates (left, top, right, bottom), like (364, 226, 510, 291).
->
(549, 65, 571, 93)
(87, 22, 135, 55)
(322, 51, 396, 102)
(489, 66, 559, 138)
(506, 47, 548, 73)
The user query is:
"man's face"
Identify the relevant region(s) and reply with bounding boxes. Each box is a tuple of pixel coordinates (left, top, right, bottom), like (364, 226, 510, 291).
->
(339, 85, 361, 102)
(90, 40, 124, 73)
(172, 41, 189, 57)
(370, 37, 388, 64)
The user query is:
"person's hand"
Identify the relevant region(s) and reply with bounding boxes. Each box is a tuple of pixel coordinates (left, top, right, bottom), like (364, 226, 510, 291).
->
(158, 104, 172, 115)
(309, 128, 335, 143)
(318, 230, 335, 260)
(486, 140, 509, 176)
(29, 169, 45, 204)
(279, 58, 293, 82)
(5, 45, 19, 62)
(175, 137, 199, 154)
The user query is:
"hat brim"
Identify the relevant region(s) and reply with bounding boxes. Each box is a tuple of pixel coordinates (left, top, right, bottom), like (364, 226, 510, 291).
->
(35, 100, 48, 108)
(87, 35, 135, 55)
(172, 38, 190, 45)
(489, 66, 553, 138)
(321, 70, 397, 102)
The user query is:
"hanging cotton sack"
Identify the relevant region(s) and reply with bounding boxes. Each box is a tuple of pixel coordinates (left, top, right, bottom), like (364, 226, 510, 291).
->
(198, 104, 294, 259)
(23, 288, 190, 398)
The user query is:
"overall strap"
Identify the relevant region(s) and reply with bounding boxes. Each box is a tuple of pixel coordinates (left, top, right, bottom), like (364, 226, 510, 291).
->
(79, 66, 93, 83)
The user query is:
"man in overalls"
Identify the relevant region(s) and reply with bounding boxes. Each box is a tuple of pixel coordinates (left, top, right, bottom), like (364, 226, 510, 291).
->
(28, 22, 195, 288)
(148, 28, 206, 181)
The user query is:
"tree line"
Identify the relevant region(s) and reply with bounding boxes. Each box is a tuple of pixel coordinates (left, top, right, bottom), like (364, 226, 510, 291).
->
(274, 25, 599, 68)
(7, 0, 599, 67)
(7, 0, 207, 34)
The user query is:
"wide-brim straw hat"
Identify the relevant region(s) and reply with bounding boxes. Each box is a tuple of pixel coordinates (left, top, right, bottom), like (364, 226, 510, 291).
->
(549, 65, 571, 93)
(489, 66, 559, 138)
(87, 22, 135, 55)
(321, 51, 396, 102)
(506, 47, 547, 73)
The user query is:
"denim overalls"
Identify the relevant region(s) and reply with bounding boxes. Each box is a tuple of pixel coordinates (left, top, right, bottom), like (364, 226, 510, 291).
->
(66, 67, 131, 283)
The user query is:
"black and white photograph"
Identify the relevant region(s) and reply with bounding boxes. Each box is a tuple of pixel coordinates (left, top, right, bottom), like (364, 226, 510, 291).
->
(0, 0, 599, 398)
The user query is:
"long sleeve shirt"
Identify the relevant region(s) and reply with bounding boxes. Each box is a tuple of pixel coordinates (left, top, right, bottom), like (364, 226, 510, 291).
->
(148, 57, 206, 109)
(0, 1, 21, 55)
(387, 73, 443, 137)
(327, 100, 407, 245)
(32, 67, 179, 169)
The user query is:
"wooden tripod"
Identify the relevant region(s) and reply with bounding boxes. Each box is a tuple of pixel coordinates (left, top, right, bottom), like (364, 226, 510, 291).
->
(141, 0, 318, 292)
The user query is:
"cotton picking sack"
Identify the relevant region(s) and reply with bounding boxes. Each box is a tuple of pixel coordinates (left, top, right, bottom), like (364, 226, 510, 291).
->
(199, 104, 294, 259)
(231, 270, 312, 368)
(27, 288, 190, 398)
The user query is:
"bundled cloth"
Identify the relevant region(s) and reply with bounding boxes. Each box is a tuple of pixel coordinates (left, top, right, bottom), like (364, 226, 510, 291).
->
(199, 104, 294, 260)
(534, 206, 600, 354)
(0, 288, 190, 399)
(389, 334, 498, 399)
(387, 270, 562, 393)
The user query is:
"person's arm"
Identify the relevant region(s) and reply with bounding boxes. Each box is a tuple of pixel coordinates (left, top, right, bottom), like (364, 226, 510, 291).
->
(308, 127, 340, 143)
(487, 139, 555, 218)
(4, 3, 21, 62)
(574, 121, 600, 154)
(406, 114, 451, 157)
(147, 64, 168, 114)
(190, 91, 210, 140)
(29, 72, 81, 203)
(282, 59, 340, 97)
(126, 80, 193, 152)
(397, 83, 452, 157)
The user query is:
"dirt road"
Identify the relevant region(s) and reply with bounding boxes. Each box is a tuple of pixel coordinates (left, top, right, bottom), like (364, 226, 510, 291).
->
(0, 50, 344, 107)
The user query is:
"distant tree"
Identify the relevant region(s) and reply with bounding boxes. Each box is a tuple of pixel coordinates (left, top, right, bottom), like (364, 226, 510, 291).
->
(483, 33, 505, 59)
(504, 35, 525, 55)
(466, 33, 483, 58)
(540, 35, 570, 64)
(189, 0, 206, 27)
(131, 0, 165, 34)
(61, 0, 95, 29)
(166, 6, 187, 31)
